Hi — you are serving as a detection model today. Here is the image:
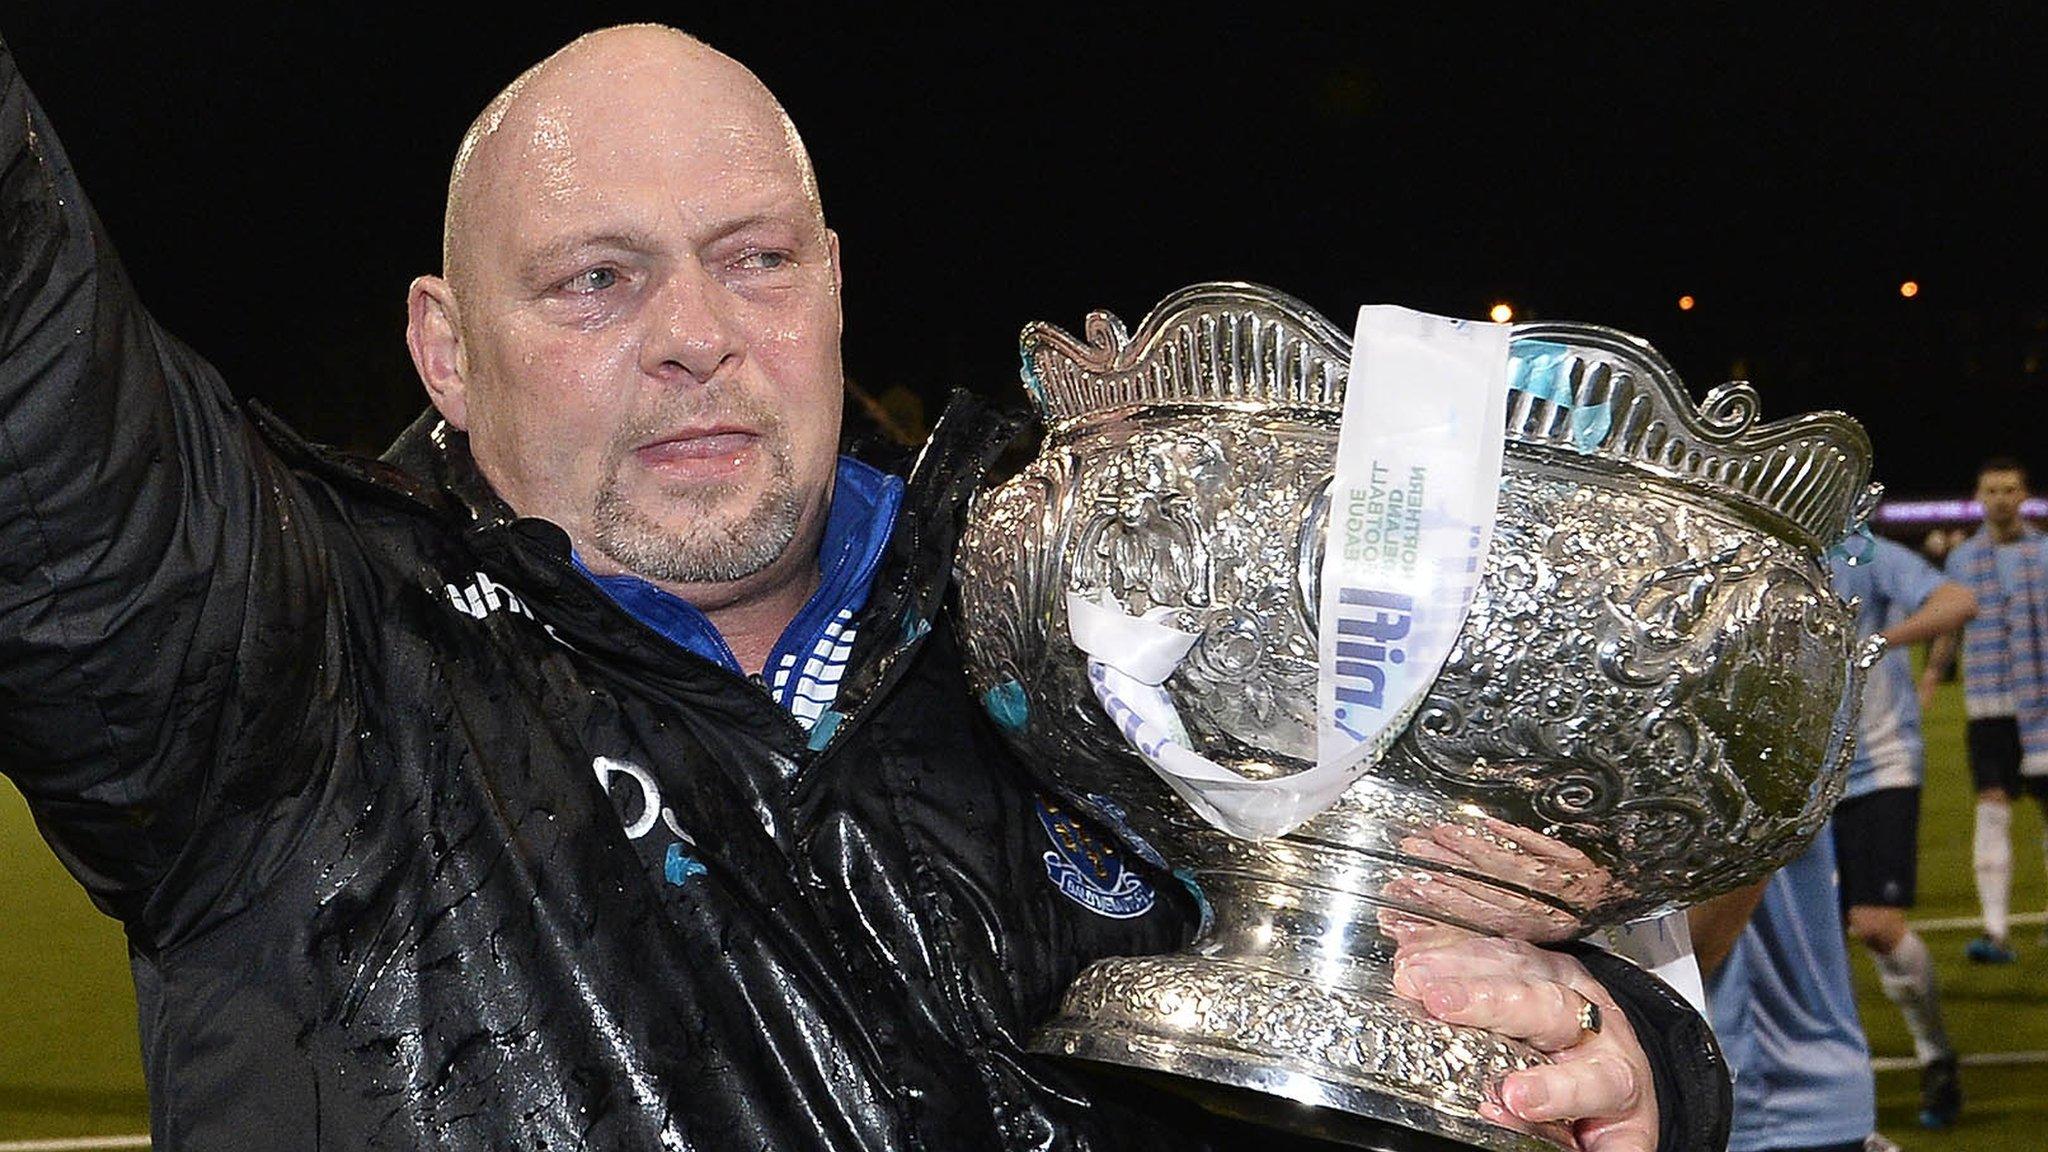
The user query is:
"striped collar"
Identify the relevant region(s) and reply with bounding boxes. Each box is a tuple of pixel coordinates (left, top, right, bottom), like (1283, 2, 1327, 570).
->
(574, 456, 906, 721)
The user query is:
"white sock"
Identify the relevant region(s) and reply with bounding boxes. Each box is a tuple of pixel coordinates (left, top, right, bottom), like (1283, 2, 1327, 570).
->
(1974, 799, 2013, 941)
(1874, 930, 1954, 1064)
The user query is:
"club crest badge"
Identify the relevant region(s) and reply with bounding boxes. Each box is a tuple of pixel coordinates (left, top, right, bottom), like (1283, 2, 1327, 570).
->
(1035, 796, 1156, 919)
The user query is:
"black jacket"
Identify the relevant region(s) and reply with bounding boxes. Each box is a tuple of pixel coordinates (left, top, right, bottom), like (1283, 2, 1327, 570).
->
(0, 37, 1726, 1151)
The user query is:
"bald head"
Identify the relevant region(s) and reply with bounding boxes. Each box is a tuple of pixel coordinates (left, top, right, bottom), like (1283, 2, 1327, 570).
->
(441, 24, 821, 300)
(404, 22, 848, 654)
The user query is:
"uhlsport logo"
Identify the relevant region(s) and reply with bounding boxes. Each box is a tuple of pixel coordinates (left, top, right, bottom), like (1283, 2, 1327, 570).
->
(1331, 586, 1413, 740)
(445, 571, 533, 621)
(1034, 797, 1155, 919)
(444, 570, 568, 645)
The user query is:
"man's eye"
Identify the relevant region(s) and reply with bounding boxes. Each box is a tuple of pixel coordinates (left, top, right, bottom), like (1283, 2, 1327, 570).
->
(739, 251, 791, 271)
(568, 267, 619, 293)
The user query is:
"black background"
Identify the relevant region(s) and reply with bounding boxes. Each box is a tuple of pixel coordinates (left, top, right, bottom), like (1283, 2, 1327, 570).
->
(11, 6, 2048, 496)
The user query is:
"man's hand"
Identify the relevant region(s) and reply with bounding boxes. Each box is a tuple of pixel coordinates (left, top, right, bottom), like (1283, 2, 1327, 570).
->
(1923, 628, 1960, 705)
(1392, 935, 1658, 1152)
(1917, 668, 1941, 711)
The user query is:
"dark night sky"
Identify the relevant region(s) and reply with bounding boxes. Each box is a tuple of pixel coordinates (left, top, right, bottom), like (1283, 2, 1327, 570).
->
(9, 6, 2048, 498)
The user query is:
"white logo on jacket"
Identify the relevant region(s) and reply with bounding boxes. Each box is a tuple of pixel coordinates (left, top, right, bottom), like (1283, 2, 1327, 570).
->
(443, 570, 569, 645)
(594, 756, 706, 888)
(445, 571, 533, 621)
(592, 755, 688, 841)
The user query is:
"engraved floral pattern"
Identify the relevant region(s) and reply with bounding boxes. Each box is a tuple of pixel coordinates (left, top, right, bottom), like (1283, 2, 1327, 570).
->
(1052, 956, 1543, 1114)
(1067, 433, 1218, 613)
(961, 415, 1858, 918)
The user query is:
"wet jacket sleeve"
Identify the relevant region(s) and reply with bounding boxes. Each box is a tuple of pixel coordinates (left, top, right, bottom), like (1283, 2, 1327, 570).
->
(1561, 942, 1732, 1152)
(0, 37, 336, 933)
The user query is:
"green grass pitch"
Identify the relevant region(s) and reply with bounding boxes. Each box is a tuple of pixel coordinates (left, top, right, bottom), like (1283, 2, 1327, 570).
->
(2, 680, 2042, 1146)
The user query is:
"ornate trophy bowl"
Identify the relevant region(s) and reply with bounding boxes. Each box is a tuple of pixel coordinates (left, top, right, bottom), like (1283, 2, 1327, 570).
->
(956, 283, 1878, 1151)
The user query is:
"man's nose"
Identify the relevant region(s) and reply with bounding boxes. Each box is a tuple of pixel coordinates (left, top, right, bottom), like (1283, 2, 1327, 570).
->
(640, 264, 741, 383)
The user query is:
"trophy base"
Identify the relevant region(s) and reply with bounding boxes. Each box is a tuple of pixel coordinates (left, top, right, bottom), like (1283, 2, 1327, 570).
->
(1033, 954, 1570, 1152)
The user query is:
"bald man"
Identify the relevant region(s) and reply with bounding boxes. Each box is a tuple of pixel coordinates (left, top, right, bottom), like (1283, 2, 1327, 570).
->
(0, 27, 1725, 1152)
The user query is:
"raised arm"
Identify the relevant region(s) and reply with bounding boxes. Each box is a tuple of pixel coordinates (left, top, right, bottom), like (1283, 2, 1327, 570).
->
(1686, 878, 1770, 978)
(1878, 542, 1974, 706)
(1885, 581, 1976, 650)
(0, 37, 336, 932)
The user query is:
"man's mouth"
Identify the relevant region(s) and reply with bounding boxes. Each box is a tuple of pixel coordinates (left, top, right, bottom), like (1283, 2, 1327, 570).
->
(634, 427, 762, 479)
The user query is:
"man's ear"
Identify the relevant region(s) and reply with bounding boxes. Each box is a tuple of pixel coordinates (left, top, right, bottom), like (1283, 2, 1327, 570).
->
(407, 275, 471, 430)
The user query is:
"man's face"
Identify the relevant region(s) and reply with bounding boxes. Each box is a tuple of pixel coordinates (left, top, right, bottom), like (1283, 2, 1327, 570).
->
(1977, 468, 2028, 530)
(426, 50, 843, 595)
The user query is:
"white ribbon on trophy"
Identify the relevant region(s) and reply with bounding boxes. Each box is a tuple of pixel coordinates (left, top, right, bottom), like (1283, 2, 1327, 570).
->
(1069, 305, 1511, 840)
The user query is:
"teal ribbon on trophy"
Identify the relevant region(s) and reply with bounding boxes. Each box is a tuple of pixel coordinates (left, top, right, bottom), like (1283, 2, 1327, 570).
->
(1509, 339, 1612, 453)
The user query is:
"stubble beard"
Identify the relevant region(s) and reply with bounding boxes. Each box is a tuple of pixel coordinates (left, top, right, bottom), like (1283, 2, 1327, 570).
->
(588, 408, 806, 586)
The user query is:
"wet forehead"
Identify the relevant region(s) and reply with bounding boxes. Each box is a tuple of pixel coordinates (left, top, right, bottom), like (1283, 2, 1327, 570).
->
(472, 48, 814, 249)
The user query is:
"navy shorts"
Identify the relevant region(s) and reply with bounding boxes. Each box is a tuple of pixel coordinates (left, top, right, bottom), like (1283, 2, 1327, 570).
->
(1965, 716, 2048, 797)
(1834, 786, 1919, 910)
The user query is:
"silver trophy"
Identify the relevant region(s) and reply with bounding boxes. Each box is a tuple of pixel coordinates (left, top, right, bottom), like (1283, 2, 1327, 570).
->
(956, 282, 1879, 1151)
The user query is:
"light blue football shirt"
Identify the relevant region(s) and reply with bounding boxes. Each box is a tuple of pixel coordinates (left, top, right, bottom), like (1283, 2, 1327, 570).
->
(1828, 537, 1948, 797)
(1706, 822, 1875, 1150)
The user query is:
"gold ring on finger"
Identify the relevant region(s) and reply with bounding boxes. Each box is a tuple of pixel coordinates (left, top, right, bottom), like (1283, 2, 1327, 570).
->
(1575, 995, 1603, 1041)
